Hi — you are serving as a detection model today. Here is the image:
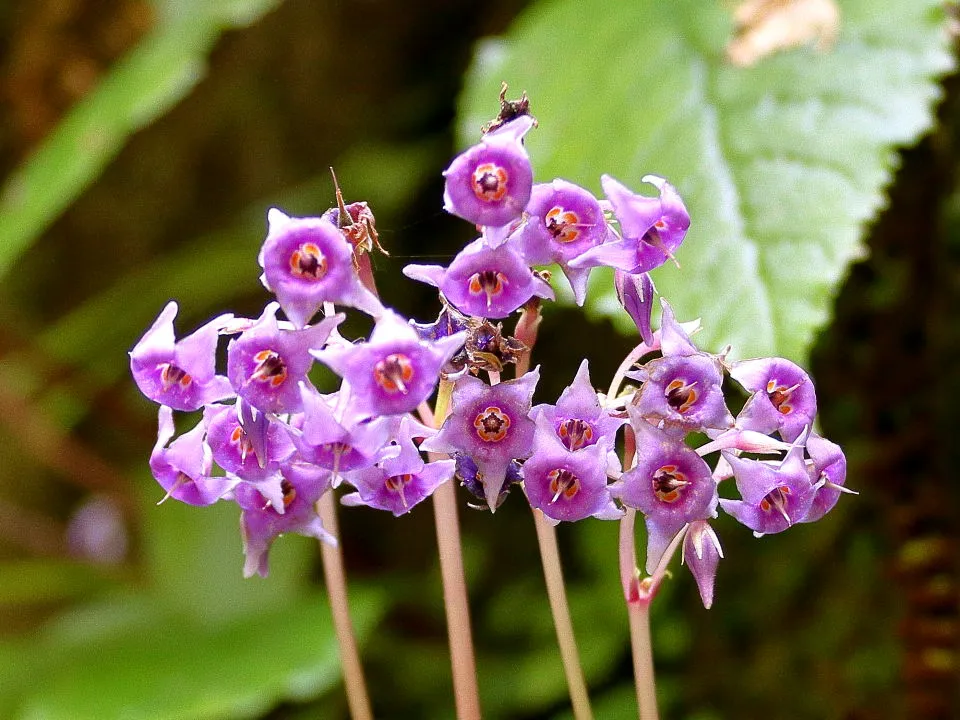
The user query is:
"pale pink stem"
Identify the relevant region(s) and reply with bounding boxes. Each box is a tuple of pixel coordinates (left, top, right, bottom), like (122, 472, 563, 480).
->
(317, 492, 373, 720)
(533, 509, 594, 720)
(429, 379, 482, 719)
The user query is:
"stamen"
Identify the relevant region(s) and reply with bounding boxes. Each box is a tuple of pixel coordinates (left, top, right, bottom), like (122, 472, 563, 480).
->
(766, 379, 802, 415)
(289, 242, 328, 280)
(230, 425, 256, 464)
(473, 406, 511, 443)
(642, 226, 681, 268)
(159, 363, 192, 391)
(544, 206, 582, 243)
(385, 473, 414, 509)
(547, 468, 581, 502)
(251, 350, 288, 387)
(156, 472, 191, 505)
(472, 163, 509, 202)
(759, 486, 793, 525)
(652, 465, 690, 503)
(665, 378, 699, 413)
(374, 353, 415, 394)
(557, 418, 595, 450)
(467, 270, 509, 310)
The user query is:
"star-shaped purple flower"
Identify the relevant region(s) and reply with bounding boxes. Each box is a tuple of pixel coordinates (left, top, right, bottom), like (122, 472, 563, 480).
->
(130, 301, 235, 412)
(150, 407, 235, 506)
(533, 359, 624, 454)
(610, 418, 717, 572)
(719, 442, 816, 536)
(443, 115, 535, 228)
(799, 434, 850, 523)
(342, 417, 454, 516)
(570, 174, 689, 275)
(421, 368, 540, 511)
(312, 309, 466, 418)
(730, 357, 817, 442)
(237, 461, 334, 578)
(513, 179, 614, 305)
(226, 303, 342, 414)
(523, 416, 621, 523)
(404, 237, 553, 319)
(258, 209, 383, 326)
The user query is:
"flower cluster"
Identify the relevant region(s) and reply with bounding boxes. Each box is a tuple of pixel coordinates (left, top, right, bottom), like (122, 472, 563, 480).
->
(132, 93, 850, 604)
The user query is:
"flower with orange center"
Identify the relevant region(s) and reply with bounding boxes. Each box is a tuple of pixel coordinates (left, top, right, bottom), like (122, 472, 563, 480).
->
(473, 406, 512, 443)
(472, 163, 509, 203)
(288, 242, 328, 281)
(373, 353, 415, 394)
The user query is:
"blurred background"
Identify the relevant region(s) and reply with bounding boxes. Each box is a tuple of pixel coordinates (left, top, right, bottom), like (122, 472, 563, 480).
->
(0, 0, 958, 718)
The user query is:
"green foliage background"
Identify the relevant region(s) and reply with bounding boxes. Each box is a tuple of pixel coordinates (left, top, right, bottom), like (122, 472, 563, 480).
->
(0, 0, 957, 718)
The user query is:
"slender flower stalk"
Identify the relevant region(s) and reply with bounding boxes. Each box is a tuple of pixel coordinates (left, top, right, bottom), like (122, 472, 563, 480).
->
(532, 508, 594, 720)
(317, 492, 374, 720)
(515, 301, 593, 720)
(429, 379, 482, 720)
(618, 425, 656, 720)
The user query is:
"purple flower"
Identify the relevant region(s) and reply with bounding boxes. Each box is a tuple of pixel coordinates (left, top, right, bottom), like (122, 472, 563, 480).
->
(631, 354, 733, 435)
(149, 407, 234, 506)
(523, 417, 621, 523)
(730, 357, 817, 442)
(800, 434, 850, 523)
(312, 309, 466, 417)
(610, 418, 717, 571)
(513, 179, 614, 304)
(289, 384, 396, 475)
(533, 359, 624, 453)
(226, 303, 342, 414)
(342, 417, 454, 516)
(443, 115, 535, 228)
(403, 237, 553, 319)
(455, 454, 522, 511)
(615, 271, 655, 346)
(204, 404, 294, 483)
(258, 209, 383, 326)
(421, 368, 540, 510)
(719, 442, 816, 535)
(130, 302, 235, 412)
(570, 174, 689, 275)
(682, 520, 723, 609)
(237, 461, 334, 578)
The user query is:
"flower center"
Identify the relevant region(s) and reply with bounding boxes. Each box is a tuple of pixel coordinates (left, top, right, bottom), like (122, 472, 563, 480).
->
(472, 163, 508, 203)
(230, 425, 256, 463)
(474, 406, 511, 443)
(467, 270, 509, 311)
(766, 379, 800, 415)
(544, 206, 581, 243)
(652, 465, 690, 503)
(373, 353, 415, 394)
(557, 418, 595, 451)
(665, 378, 698, 413)
(251, 350, 288, 387)
(159, 363, 192, 390)
(289, 242, 328, 280)
(548, 469, 581, 502)
(385, 473, 414, 509)
(759, 485, 793, 523)
(280, 479, 297, 508)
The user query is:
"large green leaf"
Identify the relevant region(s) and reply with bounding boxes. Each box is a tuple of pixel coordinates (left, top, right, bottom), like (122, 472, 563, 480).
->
(0, 0, 284, 278)
(459, 0, 953, 361)
(4, 590, 381, 720)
